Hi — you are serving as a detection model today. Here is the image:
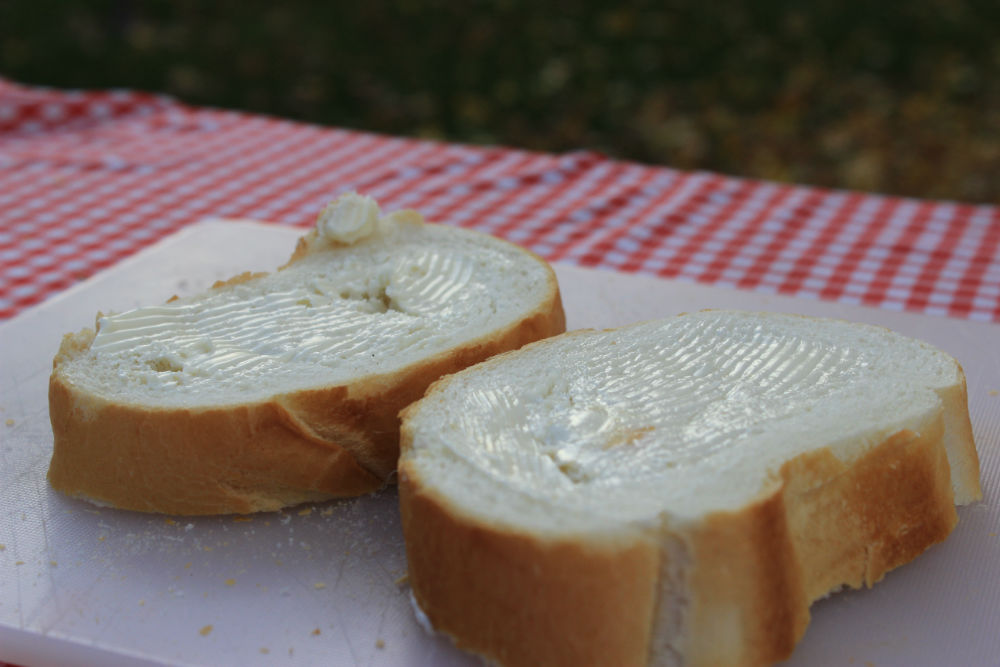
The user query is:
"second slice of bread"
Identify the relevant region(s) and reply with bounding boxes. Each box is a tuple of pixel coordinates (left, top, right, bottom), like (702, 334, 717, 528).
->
(399, 310, 981, 667)
(47, 193, 565, 514)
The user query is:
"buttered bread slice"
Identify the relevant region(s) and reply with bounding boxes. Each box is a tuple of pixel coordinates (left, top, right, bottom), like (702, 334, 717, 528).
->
(399, 311, 981, 667)
(47, 193, 565, 514)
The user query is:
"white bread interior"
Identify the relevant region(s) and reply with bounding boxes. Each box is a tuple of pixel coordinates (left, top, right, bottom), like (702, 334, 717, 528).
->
(399, 310, 981, 667)
(47, 193, 566, 514)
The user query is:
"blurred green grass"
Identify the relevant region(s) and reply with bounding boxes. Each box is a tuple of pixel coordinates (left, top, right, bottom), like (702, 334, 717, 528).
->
(2, 0, 997, 202)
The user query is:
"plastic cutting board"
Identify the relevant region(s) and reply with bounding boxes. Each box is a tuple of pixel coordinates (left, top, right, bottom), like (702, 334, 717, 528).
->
(1, 221, 998, 666)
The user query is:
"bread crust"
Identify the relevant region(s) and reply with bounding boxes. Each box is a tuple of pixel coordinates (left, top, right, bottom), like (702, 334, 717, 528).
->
(399, 404, 967, 666)
(399, 458, 660, 667)
(47, 225, 566, 515)
(680, 419, 957, 666)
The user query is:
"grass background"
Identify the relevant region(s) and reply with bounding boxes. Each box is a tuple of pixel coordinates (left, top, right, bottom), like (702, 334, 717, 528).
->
(2, 0, 997, 203)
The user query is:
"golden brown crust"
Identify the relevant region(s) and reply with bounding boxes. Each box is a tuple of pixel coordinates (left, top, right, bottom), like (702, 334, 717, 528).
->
(399, 411, 967, 666)
(678, 419, 957, 666)
(399, 460, 659, 667)
(681, 491, 810, 666)
(210, 270, 269, 290)
(47, 374, 382, 514)
(779, 420, 957, 599)
(283, 230, 318, 267)
(47, 224, 566, 515)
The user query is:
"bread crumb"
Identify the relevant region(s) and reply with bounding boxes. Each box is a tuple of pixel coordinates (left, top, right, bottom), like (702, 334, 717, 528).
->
(990, 532, 997, 537)
(49, 560, 58, 567)
(376, 639, 385, 649)
(185, 562, 192, 569)
(990, 389, 999, 396)
(224, 578, 236, 586)
(313, 582, 327, 590)
(139, 599, 145, 606)
(865, 661, 875, 667)
(320, 507, 334, 516)
(97, 535, 106, 542)
(15, 561, 24, 566)
(298, 507, 313, 516)
(199, 624, 213, 636)
(203, 546, 213, 552)
(0, 544, 5, 551)
(394, 573, 410, 586)
(260, 647, 270, 655)
(164, 518, 176, 525)
(233, 516, 252, 523)
(5, 419, 13, 426)
(311, 628, 321, 636)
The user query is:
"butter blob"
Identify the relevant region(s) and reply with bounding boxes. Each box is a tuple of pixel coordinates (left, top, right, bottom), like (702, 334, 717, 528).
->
(317, 192, 380, 244)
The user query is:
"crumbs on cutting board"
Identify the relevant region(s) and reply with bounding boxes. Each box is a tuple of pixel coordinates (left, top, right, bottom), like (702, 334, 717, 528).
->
(73, 493, 407, 629)
(989, 389, 999, 397)
(5, 419, 13, 426)
(311, 628, 321, 636)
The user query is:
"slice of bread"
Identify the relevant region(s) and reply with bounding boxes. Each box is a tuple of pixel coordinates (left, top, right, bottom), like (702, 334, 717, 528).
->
(47, 193, 565, 514)
(398, 310, 981, 667)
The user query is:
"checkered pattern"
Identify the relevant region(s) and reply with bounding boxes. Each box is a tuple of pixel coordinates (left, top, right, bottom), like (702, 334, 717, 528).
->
(2, 78, 998, 323)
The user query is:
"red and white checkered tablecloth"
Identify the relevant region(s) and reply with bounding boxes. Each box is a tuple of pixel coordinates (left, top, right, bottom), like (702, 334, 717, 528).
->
(1, 77, 998, 323)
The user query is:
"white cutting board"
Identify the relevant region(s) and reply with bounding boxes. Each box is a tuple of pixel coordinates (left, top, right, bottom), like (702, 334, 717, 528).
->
(1, 221, 997, 667)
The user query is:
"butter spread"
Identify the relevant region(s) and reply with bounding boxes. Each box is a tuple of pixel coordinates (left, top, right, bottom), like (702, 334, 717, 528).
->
(73, 218, 541, 404)
(407, 311, 956, 525)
